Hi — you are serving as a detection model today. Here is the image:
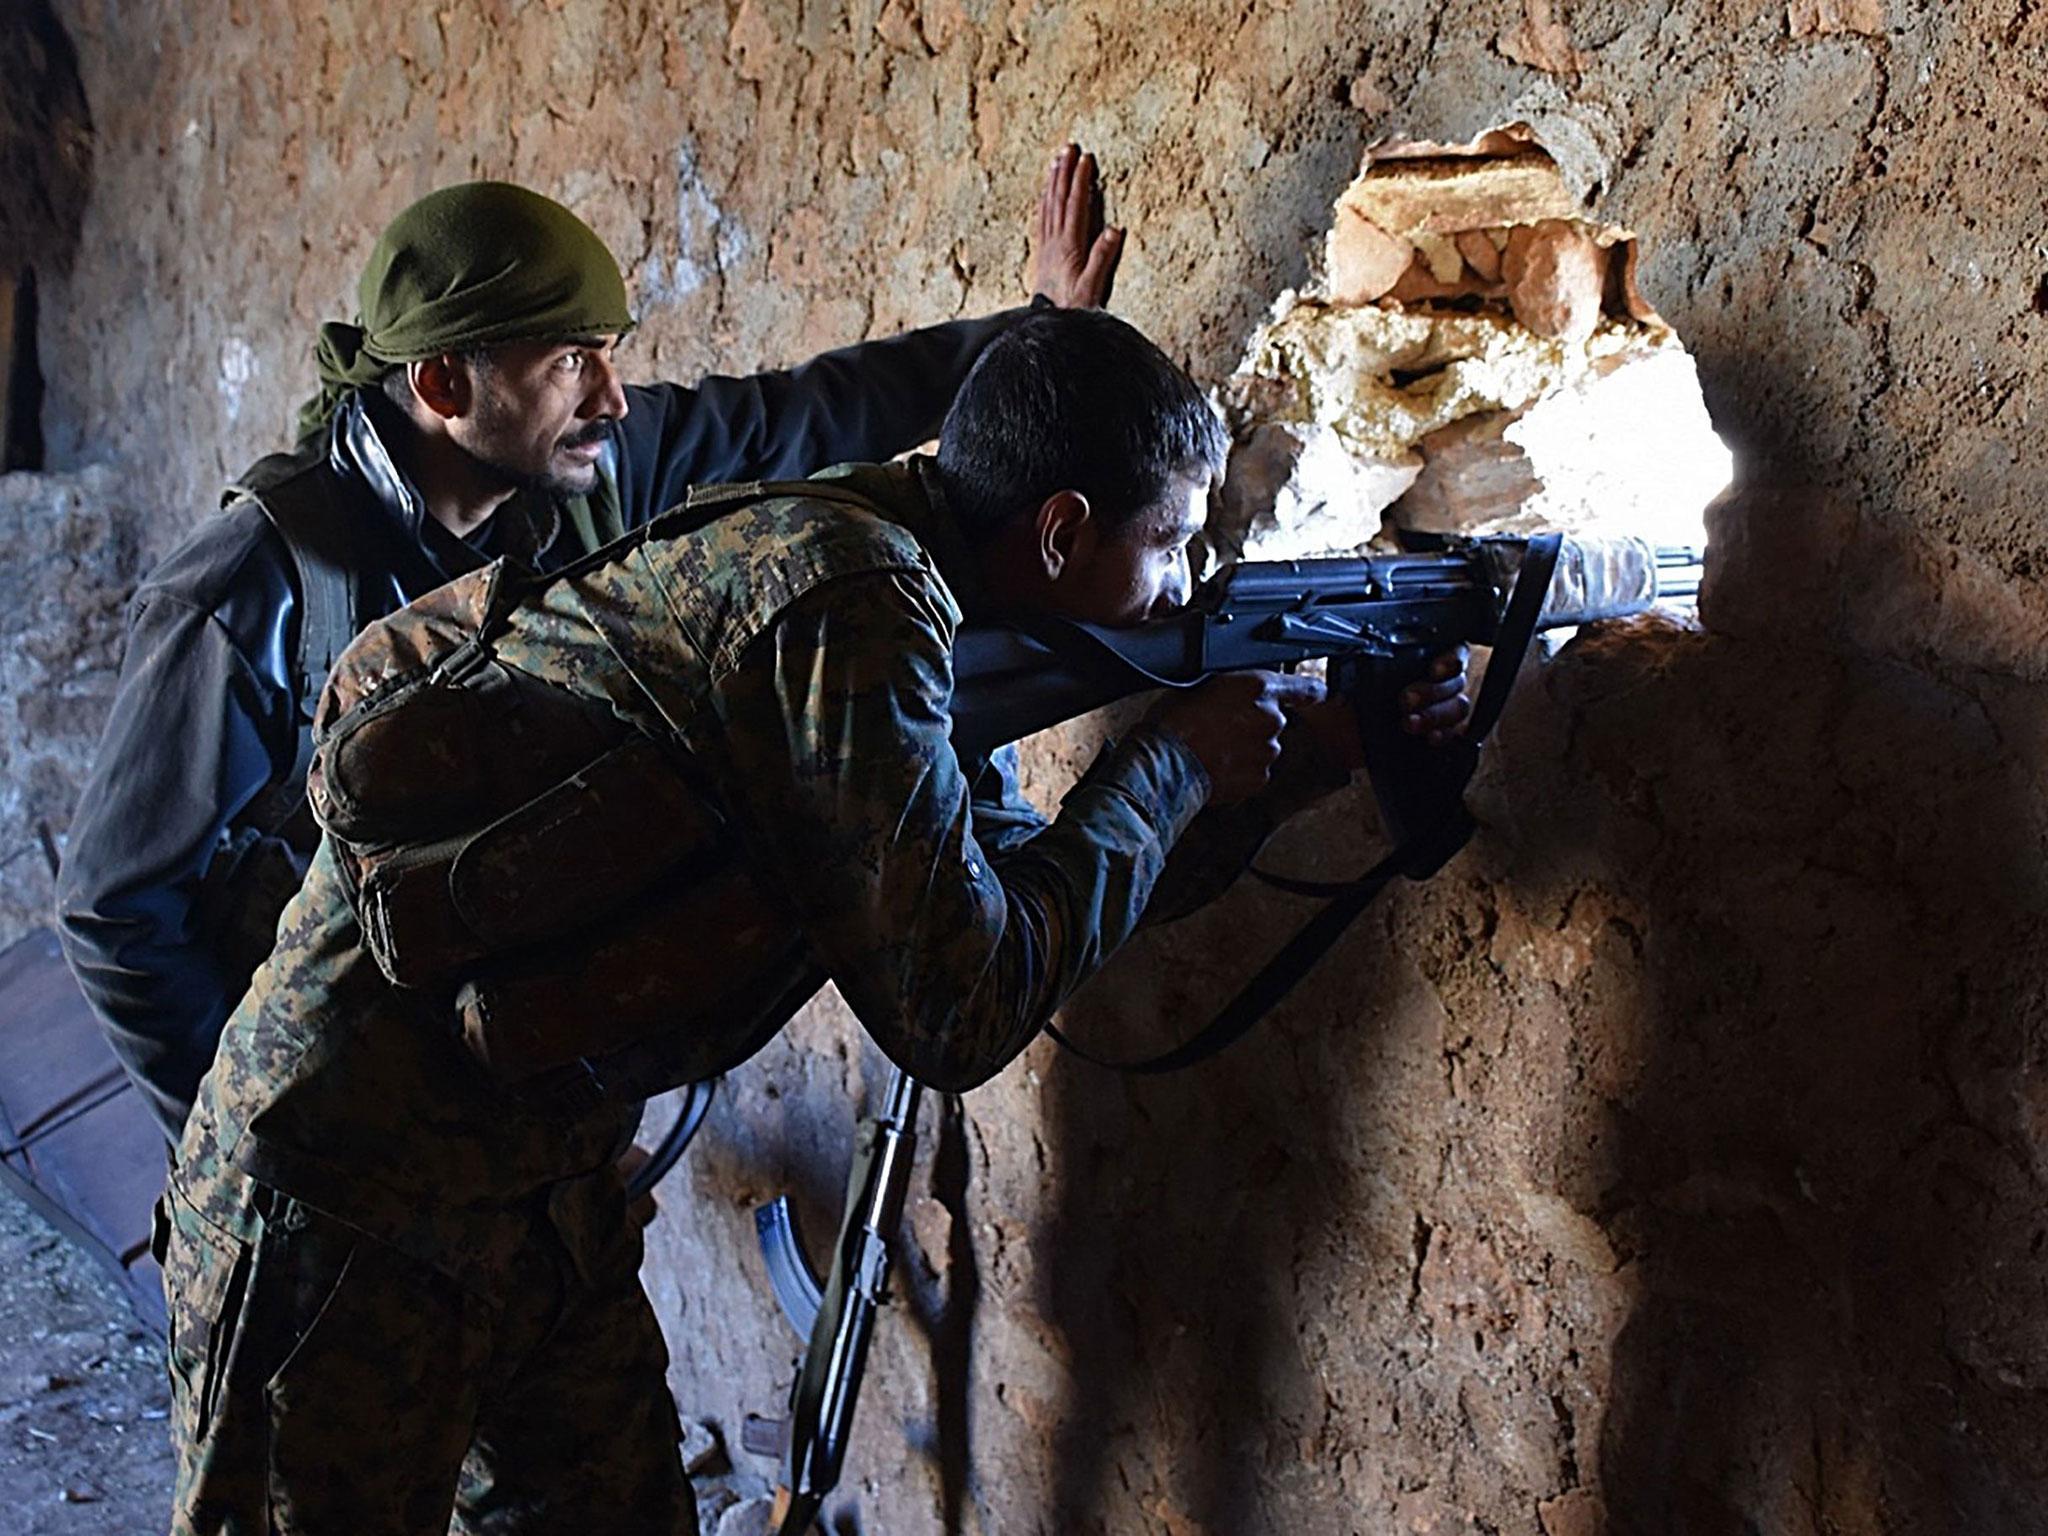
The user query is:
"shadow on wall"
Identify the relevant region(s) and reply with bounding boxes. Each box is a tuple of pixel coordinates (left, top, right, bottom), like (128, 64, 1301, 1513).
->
(893, 1092, 980, 1535)
(1035, 801, 1419, 1534)
(1578, 480, 2048, 1535)
(1021, 484, 2048, 1530)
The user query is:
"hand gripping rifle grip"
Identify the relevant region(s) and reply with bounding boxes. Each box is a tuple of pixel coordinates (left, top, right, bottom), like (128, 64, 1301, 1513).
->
(1345, 531, 1562, 875)
(1348, 653, 1482, 872)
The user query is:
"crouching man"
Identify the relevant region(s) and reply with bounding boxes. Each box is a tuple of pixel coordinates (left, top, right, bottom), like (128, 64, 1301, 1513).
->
(160, 308, 1469, 1535)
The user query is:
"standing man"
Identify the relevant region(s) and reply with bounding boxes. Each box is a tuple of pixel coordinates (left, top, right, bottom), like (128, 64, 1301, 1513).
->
(162, 307, 1470, 1533)
(57, 147, 1123, 1140)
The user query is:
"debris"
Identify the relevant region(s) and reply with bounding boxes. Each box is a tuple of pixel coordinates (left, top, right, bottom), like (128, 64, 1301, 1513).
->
(1397, 350, 1730, 545)
(1456, 229, 1504, 281)
(1213, 420, 1419, 561)
(1219, 126, 1724, 559)
(1326, 205, 1412, 304)
(714, 1494, 792, 1535)
(1389, 247, 1495, 305)
(1225, 300, 1647, 470)
(694, 1484, 743, 1530)
(0, 1190, 176, 1523)
(1414, 232, 1465, 285)
(681, 1416, 726, 1478)
(1787, 0, 1884, 38)
(1333, 148, 1579, 242)
(1502, 220, 1606, 341)
(1499, 0, 1591, 75)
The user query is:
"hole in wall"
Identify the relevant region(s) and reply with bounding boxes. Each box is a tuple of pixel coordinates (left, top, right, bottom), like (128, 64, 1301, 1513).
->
(1211, 122, 1731, 594)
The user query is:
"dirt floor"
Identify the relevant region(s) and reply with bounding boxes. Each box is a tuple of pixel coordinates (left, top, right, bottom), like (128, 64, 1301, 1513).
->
(0, 1176, 776, 1536)
(0, 1186, 171, 1535)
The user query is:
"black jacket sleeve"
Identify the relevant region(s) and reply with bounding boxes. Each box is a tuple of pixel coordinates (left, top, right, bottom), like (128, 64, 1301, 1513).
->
(54, 552, 300, 1141)
(610, 307, 1034, 524)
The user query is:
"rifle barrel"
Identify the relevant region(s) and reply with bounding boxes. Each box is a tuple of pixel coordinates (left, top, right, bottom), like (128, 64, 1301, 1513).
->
(1652, 544, 1705, 603)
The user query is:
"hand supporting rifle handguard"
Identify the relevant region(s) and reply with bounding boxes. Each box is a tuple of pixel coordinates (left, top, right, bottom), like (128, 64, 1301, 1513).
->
(744, 531, 1703, 1533)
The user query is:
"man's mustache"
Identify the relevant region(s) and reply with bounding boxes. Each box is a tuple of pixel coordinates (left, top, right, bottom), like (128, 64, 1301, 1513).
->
(559, 421, 614, 451)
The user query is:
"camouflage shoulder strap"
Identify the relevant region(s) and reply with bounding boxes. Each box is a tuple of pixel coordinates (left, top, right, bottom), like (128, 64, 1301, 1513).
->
(224, 456, 361, 837)
(677, 477, 881, 517)
(541, 476, 893, 589)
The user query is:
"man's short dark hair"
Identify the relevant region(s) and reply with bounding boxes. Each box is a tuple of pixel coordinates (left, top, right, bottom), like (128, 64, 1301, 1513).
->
(379, 365, 414, 410)
(935, 309, 1228, 544)
(378, 347, 495, 410)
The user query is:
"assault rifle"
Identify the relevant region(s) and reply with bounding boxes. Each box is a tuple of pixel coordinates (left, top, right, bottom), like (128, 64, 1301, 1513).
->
(742, 532, 1702, 1534)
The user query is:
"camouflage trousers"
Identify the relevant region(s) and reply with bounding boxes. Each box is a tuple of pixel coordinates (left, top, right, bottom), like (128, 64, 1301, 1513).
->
(155, 1163, 696, 1536)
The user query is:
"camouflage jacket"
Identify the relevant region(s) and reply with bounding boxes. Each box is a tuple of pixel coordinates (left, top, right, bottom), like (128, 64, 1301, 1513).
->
(182, 457, 1212, 1294)
(59, 307, 1035, 1140)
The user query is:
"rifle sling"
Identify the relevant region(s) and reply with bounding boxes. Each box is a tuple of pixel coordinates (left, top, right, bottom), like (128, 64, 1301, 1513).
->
(1047, 838, 1414, 1074)
(230, 465, 361, 840)
(1050, 533, 1563, 1075)
(1465, 531, 1564, 743)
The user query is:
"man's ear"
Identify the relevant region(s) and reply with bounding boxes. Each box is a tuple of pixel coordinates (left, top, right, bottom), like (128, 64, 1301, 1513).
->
(406, 355, 470, 421)
(1034, 490, 1094, 581)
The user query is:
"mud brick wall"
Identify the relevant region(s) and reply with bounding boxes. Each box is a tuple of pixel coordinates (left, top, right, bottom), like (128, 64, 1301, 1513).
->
(0, 469, 140, 950)
(22, 2, 2048, 1532)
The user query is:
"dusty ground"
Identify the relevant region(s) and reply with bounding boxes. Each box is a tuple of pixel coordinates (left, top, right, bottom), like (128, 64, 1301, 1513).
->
(0, 1153, 771, 1536)
(0, 1186, 171, 1535)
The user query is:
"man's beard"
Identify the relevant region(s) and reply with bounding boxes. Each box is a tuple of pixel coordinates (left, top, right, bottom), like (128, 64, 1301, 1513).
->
(465, 421, 612, 498)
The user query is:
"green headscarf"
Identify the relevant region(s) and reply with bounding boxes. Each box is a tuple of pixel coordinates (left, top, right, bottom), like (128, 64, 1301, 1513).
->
(294, 181, 635, 444)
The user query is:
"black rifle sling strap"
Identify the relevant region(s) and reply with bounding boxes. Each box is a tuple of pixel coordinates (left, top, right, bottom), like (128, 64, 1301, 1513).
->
(228, 463, 361, 840)
(1050, 533, 1564, 1075)
(228, 472, 855, 839)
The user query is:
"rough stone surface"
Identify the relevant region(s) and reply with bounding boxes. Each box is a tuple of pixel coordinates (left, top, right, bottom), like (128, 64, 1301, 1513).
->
(1335, 147, 1582, 241)
(1502, 218, 1606, 340)
(15, 2, 2048, 1533)
(1456, 227, 1505, 281)
(1397, 350, 1731, 545)
(1216, 299, 1685, 560)
(1325, 205, 1411, 304)
(1788, 0, 1888, 37)
(0, 0, 92, 277)
(0, 468, 141, 951)
(1230, 137, 1711, 556)
(1212, 419, 1420, 561)
(1498, 0, 1592, 78)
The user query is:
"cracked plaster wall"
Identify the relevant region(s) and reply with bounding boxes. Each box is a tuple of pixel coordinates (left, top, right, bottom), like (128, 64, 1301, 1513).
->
(24, 1, 2048, 1532)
